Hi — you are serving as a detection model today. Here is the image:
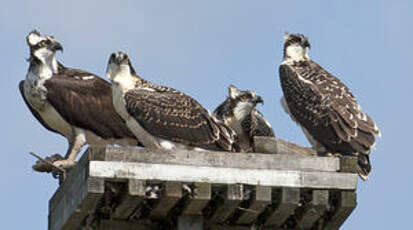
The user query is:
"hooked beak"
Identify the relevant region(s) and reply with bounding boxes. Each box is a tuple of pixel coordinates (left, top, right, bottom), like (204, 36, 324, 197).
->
(50, 41, 63, 52)
(256, 96, 264, 105)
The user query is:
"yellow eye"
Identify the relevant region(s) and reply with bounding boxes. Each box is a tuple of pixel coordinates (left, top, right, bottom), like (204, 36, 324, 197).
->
(40, 40, 47, 46)
(241, 95, 248, 100)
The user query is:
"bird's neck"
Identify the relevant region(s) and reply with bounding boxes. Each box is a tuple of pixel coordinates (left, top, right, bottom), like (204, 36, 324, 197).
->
(233, 102, 254, 121)
(28, 57, 54, 81)
(113, 73, 141, 92)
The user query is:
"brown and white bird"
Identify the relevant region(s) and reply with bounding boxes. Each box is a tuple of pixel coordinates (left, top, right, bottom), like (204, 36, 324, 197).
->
(279, 33, 381, 180)
(106, 51, 238, 152)
(19, 31, 139, 172)
(213, 85, 274, 152)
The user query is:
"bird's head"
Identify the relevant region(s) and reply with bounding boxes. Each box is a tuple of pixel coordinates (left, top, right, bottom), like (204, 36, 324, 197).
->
(283, 32, 310, 61)
(26, 30, 63, 66)
(106, 51, 137, 82)
(228, 84, 263, 120)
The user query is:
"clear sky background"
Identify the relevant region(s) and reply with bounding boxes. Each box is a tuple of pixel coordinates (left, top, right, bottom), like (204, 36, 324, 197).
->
(1, 1, 411, 229)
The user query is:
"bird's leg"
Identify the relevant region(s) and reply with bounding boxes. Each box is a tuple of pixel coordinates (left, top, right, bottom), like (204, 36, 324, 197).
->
(53, 128, 86, 170)
(31, 152, 65, 173)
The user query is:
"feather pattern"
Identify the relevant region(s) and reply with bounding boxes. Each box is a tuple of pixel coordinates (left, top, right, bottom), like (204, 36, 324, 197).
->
(280, 59, 380, 179)
(124, 88, 236, 151)
(44, 66, 135, 139)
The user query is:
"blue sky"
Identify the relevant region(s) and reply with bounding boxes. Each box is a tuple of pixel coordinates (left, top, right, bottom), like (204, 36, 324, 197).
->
(1, 1, 411, 229)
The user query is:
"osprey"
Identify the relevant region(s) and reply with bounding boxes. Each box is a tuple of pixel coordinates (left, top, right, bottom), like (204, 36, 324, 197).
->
(279, 33, 381, 180)
(213, 85, 274, 152)
(19, 31, 139, 172)
(106, 51, 238, 152)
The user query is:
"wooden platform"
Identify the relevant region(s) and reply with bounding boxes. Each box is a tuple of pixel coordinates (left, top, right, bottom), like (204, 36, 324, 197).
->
(48, 137, 358, 230)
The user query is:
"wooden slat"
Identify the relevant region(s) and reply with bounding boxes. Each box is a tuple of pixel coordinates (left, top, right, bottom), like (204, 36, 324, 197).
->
(56, 177, 104, 230)
(178, 215, 203, 230)
(253, 136, 316, 156)
(296, 190, 329, 229)
(49, 151, 90, 213)
(89, 161, 357, 190)
(264, 188, 300, 227)
(209, 184, 243, 223)
(149, 182, 182, 219)
(323, 191, 357, 230)
(339, 156, 358, 173)
(112, 179, 145, 219)
(48, 153, 96, 230)
(236, 186, 271, 225)
(182, 183, 211, 216)
(92, 145, 339, 172)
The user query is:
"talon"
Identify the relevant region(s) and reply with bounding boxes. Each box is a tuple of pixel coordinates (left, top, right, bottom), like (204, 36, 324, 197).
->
(32, 153, 64, 173)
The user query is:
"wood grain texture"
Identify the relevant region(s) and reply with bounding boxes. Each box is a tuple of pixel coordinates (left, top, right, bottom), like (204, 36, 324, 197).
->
(89, 161, 357, 190)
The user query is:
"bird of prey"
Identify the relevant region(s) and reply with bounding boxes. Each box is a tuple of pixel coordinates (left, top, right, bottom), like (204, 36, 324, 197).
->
(213, 85, 275, 152)
(20, 31, 139, 172)
(106, 51, 238, 152)
(279, 32, 381, 180)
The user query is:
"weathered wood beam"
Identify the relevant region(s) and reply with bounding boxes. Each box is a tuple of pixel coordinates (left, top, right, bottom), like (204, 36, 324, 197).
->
(323, 191, 357, 230)
(209, 184, 243, 223)
(87, 145, 340, 172)
(181, 183, 211, 216)
(149, 182, 182, 219)
(48, 153, 105, 230)
(295, 190, 329, 229)
(253, 136, 316, 156)
(236, 186, 271, 225)
(264, 188, 300, 227)
(112, 179, 145, 219)
(339, 156, 358, 173)
(89, 161, 358, 190)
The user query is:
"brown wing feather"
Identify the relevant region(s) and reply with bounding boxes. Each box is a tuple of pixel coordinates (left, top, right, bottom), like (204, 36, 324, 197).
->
(124, 89, 236, 151)
(45, 73, 135, 140)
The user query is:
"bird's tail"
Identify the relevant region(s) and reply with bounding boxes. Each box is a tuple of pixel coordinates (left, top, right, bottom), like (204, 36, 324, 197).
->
(357, 153, 372, 181)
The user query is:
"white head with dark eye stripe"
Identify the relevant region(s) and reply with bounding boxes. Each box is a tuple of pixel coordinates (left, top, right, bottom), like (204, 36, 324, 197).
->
(228, 85, 263, 121)
(26, 30, 62, 72)
(283, 32, 311, 61)
(106, 51, 139, 90)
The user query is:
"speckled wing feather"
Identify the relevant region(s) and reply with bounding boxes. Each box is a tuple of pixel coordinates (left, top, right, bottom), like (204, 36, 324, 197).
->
(124, 88, 236, 151)
(249, 109, 275, 137)
(280, 60, 380, 178)
(45, 71, 136, 140)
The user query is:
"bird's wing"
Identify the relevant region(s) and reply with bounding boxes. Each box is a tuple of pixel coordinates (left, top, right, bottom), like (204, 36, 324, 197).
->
(280, 61, 379, 154)
(18, 80, 61, 135)
(250, 109, 275, 137)
(124, 88, 236, 151)
(44, 72, 135, 139)
(212, 98, 231, 120)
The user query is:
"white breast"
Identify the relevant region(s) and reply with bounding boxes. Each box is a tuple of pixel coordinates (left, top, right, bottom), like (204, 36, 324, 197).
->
(23, 78, 72, 138)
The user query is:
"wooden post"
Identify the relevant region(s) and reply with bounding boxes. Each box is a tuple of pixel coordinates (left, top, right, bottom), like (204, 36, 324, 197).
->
(236, 186, 271, 225)
(209, 184, 243, 223)
(112, 179, 145, 219)
(264, 188, 300, 227)
(149, 182, 182, 219)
